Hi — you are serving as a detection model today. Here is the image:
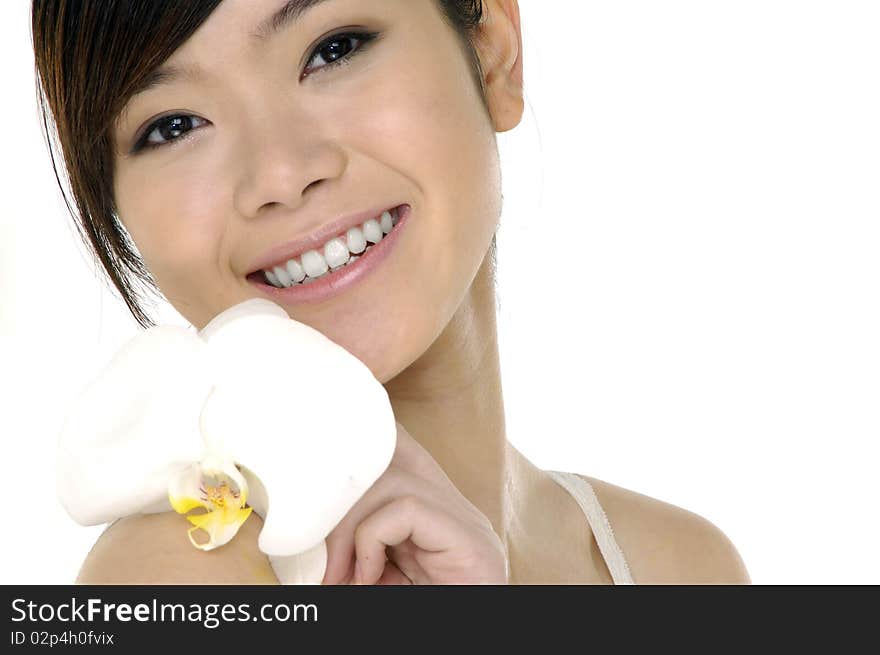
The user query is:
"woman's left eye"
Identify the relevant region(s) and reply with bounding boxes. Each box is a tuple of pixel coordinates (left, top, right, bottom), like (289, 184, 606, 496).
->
(304, 30, 379, 76)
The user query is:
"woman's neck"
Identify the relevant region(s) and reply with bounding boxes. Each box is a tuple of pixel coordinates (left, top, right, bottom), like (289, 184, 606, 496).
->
(384, 252, 525, 554)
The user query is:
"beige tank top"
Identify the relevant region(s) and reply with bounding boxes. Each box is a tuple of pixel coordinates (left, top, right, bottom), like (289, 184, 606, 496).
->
(546, 470, 635, 584)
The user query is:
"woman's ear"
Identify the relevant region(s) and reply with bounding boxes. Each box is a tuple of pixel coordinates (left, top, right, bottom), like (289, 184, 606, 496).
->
(476, 0, 524, 133)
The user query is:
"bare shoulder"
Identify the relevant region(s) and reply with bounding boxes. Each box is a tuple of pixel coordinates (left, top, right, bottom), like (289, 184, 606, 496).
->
(576, 474, 751, 584)
(76, 511, 279, 584)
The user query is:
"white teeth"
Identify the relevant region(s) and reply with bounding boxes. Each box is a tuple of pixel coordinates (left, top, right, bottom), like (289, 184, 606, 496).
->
(362, 218, 383, 244)
(323, 238, 350, 268)
(264, 269, 282, 287)
(286, 258, 306, 283)
(380, 210, 393, 234)
(273, 265, 293, 287)
(260, 207, 403, 287)
(301, 250, 329, 278)
(346, 226, 367, 254)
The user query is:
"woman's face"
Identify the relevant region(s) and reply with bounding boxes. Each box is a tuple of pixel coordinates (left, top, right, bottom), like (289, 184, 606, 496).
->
(113, 0, 512, 383)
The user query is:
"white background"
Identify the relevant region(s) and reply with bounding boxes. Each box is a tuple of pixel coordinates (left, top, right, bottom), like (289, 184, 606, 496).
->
(2, 1, 878, 584)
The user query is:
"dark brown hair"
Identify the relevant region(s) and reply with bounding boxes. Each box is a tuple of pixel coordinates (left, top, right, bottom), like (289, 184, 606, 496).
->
(31, 0, 488, 329)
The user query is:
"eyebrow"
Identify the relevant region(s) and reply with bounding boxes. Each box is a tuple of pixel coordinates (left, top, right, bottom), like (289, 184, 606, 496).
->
(124, 0, 331, 104)
(251, 0, 331, 41)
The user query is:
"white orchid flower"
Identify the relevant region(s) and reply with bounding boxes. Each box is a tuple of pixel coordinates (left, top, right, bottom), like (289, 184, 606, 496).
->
(56, 298, 397, 584)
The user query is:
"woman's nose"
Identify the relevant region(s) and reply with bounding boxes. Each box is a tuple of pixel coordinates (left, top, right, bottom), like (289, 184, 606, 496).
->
(232, 104, 347, 219)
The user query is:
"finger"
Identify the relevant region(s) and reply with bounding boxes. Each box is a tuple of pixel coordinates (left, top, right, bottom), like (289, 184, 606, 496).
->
(386, 540, 428, 583)
(353, 494, 474, 585)
(322, 466, 474, 584)
(375, 559, 413, 585)
(322, 461, 495, 585)
(343, 554, 413, 585)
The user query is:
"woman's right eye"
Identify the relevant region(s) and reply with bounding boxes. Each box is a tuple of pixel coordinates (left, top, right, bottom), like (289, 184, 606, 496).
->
(133, 114, 208, 153)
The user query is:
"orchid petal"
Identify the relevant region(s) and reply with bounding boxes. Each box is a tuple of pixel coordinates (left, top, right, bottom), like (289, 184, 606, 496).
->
(266, 542, 328, 585)
(198, 299, 397, 557)
(239, 464, 327, 584)
(167, 463, 208, 514)
(56, 325, 212, 525)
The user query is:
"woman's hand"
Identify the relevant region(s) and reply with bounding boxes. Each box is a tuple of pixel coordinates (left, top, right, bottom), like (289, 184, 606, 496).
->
(320, 422, 509, 585)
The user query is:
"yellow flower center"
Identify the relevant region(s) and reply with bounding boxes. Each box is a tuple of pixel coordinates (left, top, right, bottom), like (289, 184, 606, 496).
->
(201, 478, 240, 510)
(168, 463, 253, 551)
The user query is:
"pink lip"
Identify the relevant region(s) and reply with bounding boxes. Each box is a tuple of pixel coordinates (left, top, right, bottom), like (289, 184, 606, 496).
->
(247, 203, 405, 274)
(246, 204, 411, 305)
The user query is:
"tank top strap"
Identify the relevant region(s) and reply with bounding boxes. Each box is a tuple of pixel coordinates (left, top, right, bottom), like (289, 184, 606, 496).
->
(546, 470, 635, 585)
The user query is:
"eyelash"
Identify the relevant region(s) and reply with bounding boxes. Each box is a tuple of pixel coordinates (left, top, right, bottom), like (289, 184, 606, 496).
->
(131, 29, 380, 153)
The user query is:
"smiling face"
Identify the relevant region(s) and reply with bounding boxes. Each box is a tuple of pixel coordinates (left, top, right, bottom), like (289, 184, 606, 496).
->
(111, 0, 521, 384)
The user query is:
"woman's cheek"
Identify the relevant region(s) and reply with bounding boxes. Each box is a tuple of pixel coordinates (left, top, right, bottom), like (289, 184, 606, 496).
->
(117, 172, 225, 293)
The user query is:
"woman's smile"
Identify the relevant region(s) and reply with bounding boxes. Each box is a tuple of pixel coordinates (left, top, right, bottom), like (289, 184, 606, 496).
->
(246, 203, 411, 304)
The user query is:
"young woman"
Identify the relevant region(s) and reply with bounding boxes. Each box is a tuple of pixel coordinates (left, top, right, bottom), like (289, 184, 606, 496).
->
(31, 0, 750, 584)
